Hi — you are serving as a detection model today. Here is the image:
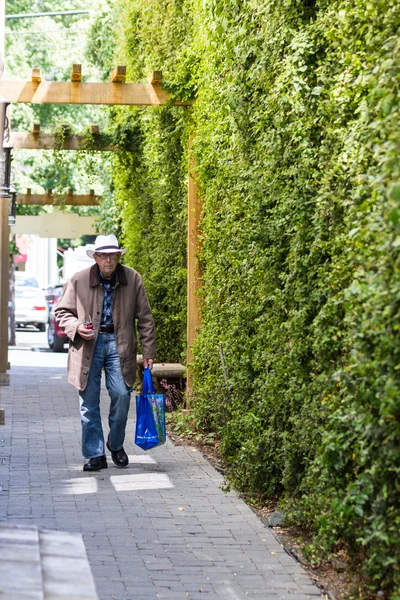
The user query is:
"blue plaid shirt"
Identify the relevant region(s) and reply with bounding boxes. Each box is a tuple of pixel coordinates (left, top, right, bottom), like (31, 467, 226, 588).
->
(99, 273, 115, 325)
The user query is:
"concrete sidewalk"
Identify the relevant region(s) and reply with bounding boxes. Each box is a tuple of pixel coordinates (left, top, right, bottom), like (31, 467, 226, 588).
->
(0, 346, 322, 600)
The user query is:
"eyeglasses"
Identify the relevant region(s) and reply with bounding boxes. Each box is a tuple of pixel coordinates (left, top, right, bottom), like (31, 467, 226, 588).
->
(95, 252, 120, 260)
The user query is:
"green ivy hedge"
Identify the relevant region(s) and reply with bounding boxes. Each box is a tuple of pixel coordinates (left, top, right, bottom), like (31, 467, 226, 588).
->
(106, 105, 189, 362)
(109, 0, 400, 594)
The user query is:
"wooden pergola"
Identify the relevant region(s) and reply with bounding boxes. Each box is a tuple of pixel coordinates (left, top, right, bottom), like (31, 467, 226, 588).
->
(0, 66, 191, 105)
(0, 65, 200, 391)
(10, 124, 116, 151)
(16, 188, 101, 205)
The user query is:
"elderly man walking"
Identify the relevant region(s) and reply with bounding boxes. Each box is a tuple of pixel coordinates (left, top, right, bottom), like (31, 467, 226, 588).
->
(55, 234, 156, 471)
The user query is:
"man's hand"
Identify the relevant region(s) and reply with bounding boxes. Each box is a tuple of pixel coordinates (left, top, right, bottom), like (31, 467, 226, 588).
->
(143, 359, 154, 370)
(77, 323, 95, 340)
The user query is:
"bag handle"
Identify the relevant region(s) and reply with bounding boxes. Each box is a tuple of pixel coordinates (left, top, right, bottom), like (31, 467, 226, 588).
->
(142, 366, 155, 395)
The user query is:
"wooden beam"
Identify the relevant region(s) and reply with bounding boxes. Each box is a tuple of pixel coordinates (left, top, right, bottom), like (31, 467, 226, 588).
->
(31, 68, 41, 83)
(9, 131, 116, 151)
(11, 213, 97, 237)
(150, 71, 163, 85)
(17, 190, 101, 206)
(0, 80, 192, 106)
(71, 64, 82, 82)
(109, 65, 126, 83)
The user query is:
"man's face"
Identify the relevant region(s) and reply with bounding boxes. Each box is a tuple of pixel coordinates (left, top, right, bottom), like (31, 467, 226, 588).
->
(94, 252, 121, 278)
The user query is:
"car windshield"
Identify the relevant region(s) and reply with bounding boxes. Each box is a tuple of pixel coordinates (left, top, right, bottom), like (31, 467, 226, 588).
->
(15, 274, 39, 288)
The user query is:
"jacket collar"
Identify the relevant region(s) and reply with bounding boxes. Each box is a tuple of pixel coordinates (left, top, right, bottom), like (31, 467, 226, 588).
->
(89, 263, 127, 287)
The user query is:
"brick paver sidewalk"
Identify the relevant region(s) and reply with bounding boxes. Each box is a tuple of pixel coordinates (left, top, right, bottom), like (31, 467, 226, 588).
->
(0, 348, 322, 600)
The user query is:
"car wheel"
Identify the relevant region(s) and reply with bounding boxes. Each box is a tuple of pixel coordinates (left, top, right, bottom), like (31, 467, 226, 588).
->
(53, 332, 65, 352)
(47, 321, 54, 349)
(38, 323, 46, 332)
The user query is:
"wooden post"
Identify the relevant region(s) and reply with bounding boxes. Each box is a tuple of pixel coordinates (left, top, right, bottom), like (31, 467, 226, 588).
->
(109, 65, 126, 83)
(186, 138, 201, 403)
(0, 3, 9, 387)
(150, 71, 163, 85)
(31, 68, 42, 83)
(0, 196, 9, 379)
(71, 64, 82, 82)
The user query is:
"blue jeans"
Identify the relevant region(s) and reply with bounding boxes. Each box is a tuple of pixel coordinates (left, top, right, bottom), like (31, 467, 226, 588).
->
(79, 333, 132, 459)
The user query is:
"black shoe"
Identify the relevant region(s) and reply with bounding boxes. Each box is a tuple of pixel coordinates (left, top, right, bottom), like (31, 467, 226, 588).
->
(106, 440, 129, 468)
(83, 455, 108, 471)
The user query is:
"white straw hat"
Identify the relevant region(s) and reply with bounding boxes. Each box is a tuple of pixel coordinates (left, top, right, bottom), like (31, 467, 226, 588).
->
(86, 234, 126, 259)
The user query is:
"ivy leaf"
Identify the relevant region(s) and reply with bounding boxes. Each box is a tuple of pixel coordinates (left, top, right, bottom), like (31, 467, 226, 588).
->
(348, 227, 360, 238)
(381, 94, 395, 116)
(389, 183, 400, 203)
(380, 58, 394, 70)
(227, 95, 237, 110)
(311, 86, 324, 96)
(388, 208, 400, 226)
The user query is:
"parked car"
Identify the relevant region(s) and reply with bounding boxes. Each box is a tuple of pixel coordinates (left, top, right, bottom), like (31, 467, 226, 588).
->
(14, 286, 48, 331)
(15, 271, 40, 289)
(44, 284, 65, 311)
(47, 285, 68, 352)
(47, 305, 68, 352)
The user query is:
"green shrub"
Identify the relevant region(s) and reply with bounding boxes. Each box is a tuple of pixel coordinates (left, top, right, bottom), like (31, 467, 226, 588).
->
(110, 0, 400, 594)
(108, 105, 189, 362)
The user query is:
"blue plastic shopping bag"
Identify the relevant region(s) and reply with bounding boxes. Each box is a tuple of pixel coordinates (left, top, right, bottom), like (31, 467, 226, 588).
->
(135, 367, 166, 451)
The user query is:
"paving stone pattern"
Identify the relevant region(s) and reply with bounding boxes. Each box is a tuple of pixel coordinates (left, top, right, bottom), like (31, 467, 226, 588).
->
(0, 356, 323, 600)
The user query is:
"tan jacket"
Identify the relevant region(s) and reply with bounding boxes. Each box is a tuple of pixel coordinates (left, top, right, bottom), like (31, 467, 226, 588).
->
(55, 263, 156, 391)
